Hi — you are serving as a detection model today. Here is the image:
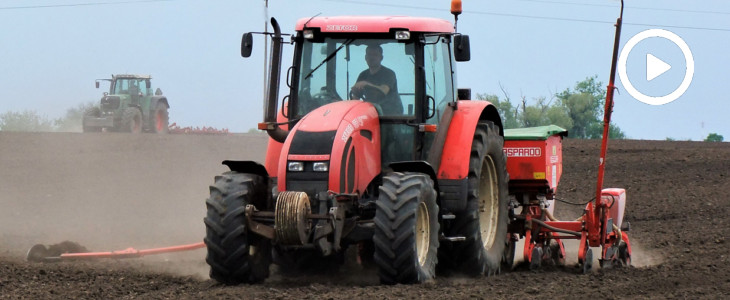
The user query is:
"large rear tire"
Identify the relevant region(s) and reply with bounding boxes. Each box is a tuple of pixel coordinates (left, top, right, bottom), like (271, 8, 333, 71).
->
(374, 172, 439, 284)
(438, 121, 509, 276)
(152, 103, 169, 134)
(204, 172, 271, 284)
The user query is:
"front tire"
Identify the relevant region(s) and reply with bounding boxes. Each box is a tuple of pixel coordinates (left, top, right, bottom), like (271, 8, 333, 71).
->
(439, 121, 509, 276)
(374, 172, 439, 284)
(121, 107, 142, 133)
(204, 172, 271, 284)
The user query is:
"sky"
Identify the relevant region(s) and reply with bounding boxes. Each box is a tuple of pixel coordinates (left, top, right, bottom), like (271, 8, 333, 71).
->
(0, 0, 728, 140)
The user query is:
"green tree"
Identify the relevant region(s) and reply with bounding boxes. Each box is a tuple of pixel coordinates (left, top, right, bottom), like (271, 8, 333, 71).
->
(705, 133, 724, 142)
(544, 105, 573, 131)
(554, 75, 627, 139)
(474, 76, 626, 139)
(476, 93, 519, 129)
(608, 123, 626, 139)
(55, 101, 97, 132)
(0, 110, 54, 132)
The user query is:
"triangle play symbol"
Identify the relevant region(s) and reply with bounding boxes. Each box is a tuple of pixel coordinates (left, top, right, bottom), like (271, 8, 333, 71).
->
(646, 53, 671, 81)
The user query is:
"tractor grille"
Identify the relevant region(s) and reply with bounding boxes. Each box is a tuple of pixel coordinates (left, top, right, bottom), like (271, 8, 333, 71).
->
(287, 168, 328, 199)
(289, 130, 336, 154)
(101, 96, 120, 110)
(286, 180, 328, 200)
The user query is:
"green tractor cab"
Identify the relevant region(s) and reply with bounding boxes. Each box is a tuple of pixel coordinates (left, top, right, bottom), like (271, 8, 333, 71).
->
(83, 74, 170, 133)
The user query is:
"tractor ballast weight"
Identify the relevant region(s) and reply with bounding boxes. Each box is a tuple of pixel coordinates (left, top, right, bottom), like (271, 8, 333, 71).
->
(82, 74, 170, 133)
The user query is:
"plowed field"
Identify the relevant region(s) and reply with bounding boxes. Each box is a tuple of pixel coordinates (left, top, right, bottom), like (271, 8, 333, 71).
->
(1, 132, 728, 299)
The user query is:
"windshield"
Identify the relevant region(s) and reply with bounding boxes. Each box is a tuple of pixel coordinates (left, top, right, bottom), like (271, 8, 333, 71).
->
(296, 38, 415, 117)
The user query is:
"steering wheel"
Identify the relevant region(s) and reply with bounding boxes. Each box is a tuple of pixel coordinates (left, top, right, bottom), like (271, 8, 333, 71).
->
(350, 84, 385, 102)
(312, 89, 342, 106)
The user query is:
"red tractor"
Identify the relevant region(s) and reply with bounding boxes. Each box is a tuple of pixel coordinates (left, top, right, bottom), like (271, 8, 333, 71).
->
(203, 1, 631, 285)
(204, 4, 510, 284)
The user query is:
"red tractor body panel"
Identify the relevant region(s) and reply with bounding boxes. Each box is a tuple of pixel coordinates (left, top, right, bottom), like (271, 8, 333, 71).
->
(277, 101, 381, 195)
(296, 16, 454, 34)
(437, 100, 494, 180)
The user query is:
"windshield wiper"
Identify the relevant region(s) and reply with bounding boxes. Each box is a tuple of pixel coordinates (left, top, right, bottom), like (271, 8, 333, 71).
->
(304, 39, 353, 80)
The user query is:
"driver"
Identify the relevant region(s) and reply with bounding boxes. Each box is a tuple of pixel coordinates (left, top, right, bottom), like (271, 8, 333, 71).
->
(351, 45, 403, 115)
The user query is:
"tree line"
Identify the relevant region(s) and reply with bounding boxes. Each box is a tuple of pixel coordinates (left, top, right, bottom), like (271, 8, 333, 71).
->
(1, 76, 725, 142)
(480, 76, 626, 139)
(0, 102, 95, 132)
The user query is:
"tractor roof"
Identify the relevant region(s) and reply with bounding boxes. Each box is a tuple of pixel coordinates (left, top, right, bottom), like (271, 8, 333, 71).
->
(112, 74, 152, 79)
(295, 16, 454, 34)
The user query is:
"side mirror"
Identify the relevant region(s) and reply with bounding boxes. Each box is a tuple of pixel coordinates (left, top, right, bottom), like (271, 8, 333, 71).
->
(454, 34, 471, 62)
(457, 88, 471, 100)
(95, 81, 99, 89)
(241, 32, 254, 57)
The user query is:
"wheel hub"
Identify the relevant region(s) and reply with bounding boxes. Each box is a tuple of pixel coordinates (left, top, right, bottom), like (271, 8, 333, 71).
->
(478, 156, 499, 250)
(416, 201, 430, 266)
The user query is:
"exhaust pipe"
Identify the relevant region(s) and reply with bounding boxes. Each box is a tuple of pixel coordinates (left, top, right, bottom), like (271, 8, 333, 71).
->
(261, 17, 289, 143)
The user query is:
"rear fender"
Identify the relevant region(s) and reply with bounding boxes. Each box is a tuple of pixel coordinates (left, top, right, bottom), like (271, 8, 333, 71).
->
(151, 97, 169, 109)
(437, 100, 503, 180)
(148, 97, 169, 117)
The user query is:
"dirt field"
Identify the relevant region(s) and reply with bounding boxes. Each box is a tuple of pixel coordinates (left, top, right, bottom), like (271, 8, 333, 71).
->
(1, 132, 728, 299)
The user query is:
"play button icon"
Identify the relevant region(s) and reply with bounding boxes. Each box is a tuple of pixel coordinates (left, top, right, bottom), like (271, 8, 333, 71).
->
(646, 53, 671, 81)
(618, 29, 694, 106)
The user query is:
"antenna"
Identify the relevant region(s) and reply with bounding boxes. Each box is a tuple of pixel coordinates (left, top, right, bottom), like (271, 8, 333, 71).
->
(303, 12, 322, 28)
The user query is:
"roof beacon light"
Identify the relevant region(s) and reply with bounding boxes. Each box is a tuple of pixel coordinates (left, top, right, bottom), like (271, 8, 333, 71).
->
(451, 0, 462, 16)
(451, 0, 462, 32)
(395, 30, 411, 40)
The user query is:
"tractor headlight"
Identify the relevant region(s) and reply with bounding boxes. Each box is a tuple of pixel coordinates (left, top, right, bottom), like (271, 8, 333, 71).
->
(303, 30, 314, 39)
(395, 30, 411, 40)
(288, 161, 304, 172)
(312, 162, 329, 172)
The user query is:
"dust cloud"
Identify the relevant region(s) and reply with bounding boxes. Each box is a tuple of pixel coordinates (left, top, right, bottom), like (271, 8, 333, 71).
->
(0, 132, 267, 277)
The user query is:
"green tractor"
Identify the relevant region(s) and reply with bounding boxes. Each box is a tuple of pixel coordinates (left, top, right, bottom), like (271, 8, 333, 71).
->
(83, 74, 170, 133)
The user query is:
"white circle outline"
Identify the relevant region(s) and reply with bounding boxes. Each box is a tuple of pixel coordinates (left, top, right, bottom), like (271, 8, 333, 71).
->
(617, 29, 695, 106)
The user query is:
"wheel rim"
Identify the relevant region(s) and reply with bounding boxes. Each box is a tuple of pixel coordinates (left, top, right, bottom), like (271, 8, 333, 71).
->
(156, 110, 164, 131)
(416, 201, 430, 267)
(479, 155, 499, 250)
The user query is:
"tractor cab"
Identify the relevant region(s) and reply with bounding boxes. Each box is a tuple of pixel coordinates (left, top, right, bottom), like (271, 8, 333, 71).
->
(108, 75, 152, 107)
(255, 16, 471, 166)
